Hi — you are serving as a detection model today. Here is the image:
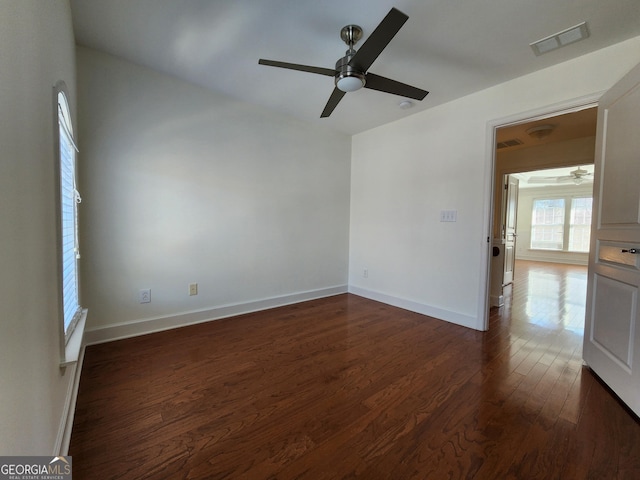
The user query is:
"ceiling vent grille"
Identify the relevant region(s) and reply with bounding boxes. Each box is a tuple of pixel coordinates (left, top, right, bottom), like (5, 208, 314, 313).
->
(530, 22, 590, 56)
(497, 138, 524, 149)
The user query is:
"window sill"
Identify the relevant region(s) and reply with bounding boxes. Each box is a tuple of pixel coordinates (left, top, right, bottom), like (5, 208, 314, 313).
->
(61, 308, 87, 368)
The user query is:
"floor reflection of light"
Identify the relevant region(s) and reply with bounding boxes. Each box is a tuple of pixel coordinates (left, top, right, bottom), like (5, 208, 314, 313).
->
(519, 263, 587, 334)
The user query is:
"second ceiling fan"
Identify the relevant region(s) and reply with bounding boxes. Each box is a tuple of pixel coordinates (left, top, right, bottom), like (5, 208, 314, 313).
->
(528, 166, 594, 185)
(259, 8, 428, 118)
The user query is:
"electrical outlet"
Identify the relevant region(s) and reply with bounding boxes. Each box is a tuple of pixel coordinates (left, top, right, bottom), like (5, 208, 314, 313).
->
(189, 283, 198, 296)
(139, 288, 151, 303)
(363, 268, 369, 278)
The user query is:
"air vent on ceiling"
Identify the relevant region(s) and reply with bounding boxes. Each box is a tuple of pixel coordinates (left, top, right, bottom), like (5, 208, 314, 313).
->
(497, 138, 524, 149)
(530, 22, 590, 56)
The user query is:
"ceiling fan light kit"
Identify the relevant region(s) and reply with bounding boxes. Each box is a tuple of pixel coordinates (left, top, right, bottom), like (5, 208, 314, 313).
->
(258, 8, 428, 117)
(334, 38, 366, 92)
(336, 75, 366, 92)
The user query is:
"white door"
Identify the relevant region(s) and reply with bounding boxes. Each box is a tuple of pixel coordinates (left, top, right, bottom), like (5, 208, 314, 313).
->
(583, 62, 640, 416)
(503, 175, 519, 285)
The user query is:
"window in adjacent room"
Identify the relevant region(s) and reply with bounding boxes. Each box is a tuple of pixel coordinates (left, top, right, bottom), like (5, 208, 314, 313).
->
(568, 196, 592, 252)
(55, 82, 85, 357)
(531, 198, 565, 250)
(530, 196, 592, 252)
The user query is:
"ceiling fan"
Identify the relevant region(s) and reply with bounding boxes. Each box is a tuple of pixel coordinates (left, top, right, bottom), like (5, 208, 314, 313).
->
(258, 7, 428, 118)
(528, 166, 593, 185)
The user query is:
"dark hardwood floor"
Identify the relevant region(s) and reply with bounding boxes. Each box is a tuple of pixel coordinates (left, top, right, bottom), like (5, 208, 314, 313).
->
(69, 261, 640, 479)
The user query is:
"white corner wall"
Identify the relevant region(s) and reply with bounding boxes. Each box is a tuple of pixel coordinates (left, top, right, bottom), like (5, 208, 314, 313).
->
(0, 0, 79, 454)
(76, 47, 351, 342)
(349, 36, 640, 330)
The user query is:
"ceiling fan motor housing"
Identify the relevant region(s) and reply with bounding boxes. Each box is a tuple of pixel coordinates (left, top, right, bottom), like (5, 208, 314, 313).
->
(335, 52, 366, 92)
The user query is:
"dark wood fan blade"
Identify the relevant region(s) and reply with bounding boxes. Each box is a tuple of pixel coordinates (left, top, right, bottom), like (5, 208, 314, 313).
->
(320, 88, 346, 117)
(365, 73, 428, 100)
(258, 59, 336, 77)
(348, 8, 408, 73)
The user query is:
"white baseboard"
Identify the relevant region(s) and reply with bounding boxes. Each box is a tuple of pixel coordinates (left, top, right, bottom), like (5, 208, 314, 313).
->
(348, 286, 479, 330)
(516, 254, 588, 266)
(84, 285, 348, 345)
(491, 294, 505, 308)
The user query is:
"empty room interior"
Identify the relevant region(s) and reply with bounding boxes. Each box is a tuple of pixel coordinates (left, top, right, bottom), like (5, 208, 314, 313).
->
(2, 1, 640, 478)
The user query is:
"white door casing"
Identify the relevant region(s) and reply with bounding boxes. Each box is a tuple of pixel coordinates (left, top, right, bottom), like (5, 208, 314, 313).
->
(583, 61, 640, 416)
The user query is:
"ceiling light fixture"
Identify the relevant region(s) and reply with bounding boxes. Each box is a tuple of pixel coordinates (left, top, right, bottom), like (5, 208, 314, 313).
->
(398, 100, 414, 109)
(526, 124, 556, 140)
(336, 74, 366, 92)
(530, 22, 590, 56)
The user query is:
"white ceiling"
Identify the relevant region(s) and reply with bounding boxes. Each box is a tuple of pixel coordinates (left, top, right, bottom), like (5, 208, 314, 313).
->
(70, 0, 640, 136)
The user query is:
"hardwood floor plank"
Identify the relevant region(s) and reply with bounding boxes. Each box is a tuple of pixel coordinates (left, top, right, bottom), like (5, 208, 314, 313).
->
(69, 262, 640, 479)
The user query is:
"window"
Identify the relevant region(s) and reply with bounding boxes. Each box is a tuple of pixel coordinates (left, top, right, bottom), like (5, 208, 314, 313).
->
(531, 198, 565, 250)
(569, 197, 592, 252)
(55, 83, 83, 347)
(530, 196, 592, 252)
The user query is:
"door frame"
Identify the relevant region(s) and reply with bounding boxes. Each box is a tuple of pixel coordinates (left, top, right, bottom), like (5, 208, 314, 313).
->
(479, 92, 603, 330)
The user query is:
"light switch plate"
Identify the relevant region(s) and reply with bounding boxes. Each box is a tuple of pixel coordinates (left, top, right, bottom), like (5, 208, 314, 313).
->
(440, 210, 457, 222)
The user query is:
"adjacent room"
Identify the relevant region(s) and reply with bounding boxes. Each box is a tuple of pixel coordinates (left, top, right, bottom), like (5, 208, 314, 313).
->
(2, 1, 640, 478)
(490, 107, 596, 308)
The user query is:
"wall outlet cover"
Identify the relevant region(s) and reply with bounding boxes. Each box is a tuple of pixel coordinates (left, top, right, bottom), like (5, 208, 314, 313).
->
(139, 288, 151, 303)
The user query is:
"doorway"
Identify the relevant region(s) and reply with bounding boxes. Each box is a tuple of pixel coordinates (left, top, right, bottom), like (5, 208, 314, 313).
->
(487, 104, 597, 329)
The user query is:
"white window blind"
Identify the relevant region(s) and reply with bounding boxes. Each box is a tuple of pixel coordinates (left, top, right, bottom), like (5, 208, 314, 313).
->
(531, 198, 565, 250)
(569, 197, 592, 252)
(58, 94, 82, 341)
(530, 195, 593, 253)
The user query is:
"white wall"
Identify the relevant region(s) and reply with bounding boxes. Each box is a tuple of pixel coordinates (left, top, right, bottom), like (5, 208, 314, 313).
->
(76, 47, 351, 341)
(349, 36, 640, 330)
(0, 0, 78, 454)
(516, 184, 593, 265)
